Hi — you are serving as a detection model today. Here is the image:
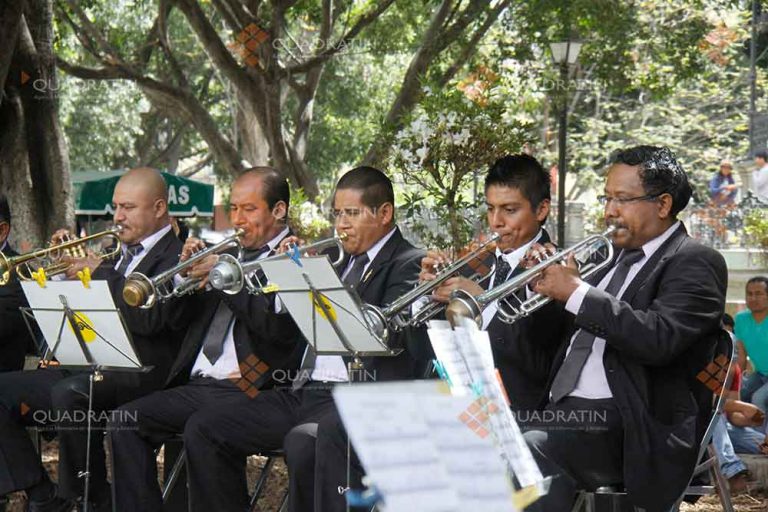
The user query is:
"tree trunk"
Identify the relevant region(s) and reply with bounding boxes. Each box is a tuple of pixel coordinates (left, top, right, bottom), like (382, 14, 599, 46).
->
(0, 0, 73, 249)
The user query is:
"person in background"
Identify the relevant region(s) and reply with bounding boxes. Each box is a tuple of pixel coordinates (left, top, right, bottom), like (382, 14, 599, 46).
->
(737, 276, 768, 424)
(752, 150, 768, 203)
(708, 160, 738, 206)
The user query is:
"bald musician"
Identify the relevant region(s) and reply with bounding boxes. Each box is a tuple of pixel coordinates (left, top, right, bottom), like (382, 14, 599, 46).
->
(0, 168, 185, 512)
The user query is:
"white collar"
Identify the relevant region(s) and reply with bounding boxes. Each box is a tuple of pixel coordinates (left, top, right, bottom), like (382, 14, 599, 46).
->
(638, 221, 680, 259)
(135, 224, 173, 253)
(360, 227, 397, 264)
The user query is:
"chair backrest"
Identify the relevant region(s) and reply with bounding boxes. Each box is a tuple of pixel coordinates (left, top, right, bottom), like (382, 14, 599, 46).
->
(694, 328, 735, 465)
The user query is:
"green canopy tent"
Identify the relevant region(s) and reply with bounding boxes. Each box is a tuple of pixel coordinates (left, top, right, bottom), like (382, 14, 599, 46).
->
(72, 170, 214, 217)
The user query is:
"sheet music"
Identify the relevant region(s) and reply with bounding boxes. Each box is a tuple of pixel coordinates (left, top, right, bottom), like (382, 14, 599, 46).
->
(427, 319, 544, 488)
(334, 381, 517, 512)
(258, 257, 389, 355)
(21, 281, 141, 368)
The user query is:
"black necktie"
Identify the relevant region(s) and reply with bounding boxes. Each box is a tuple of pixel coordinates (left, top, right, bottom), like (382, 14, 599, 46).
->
(491, 254, 512, 289)
(343, 253, 370, 288)
(550, 249, 645, 402)
(116, 243, 143, 276)
(201, 244, 270, 366)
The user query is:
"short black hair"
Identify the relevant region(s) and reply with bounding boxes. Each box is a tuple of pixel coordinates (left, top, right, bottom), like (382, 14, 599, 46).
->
(755, 150, 768, 161)
(335, 166, 395, 210)
(485, 154, 551, 209)
(722, 313, 734, 329)
(0, 194, 10, 225)
(747, 276, 768, 291)
(609, 145, 692, 218)
(240, 167, 290, 213)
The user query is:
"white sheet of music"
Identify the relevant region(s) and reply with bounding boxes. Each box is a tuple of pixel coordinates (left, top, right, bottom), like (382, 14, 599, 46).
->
(21, 281, 141, 368)
(427, 319, 544, 489)
(333, 380, 518, 512)
(258, 257, 388, 354)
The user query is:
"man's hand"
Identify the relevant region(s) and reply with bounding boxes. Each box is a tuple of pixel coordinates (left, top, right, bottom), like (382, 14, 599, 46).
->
(419, 250, 450, 283)
(62, 251, 102, 280)
(430, 276, 484, 303)
(520, 243, 558, 270)
(278, 236, 304, 254)
(50, 228, 74, 246)
(185, 254, 220, 290)
(532, 254, 581, 303)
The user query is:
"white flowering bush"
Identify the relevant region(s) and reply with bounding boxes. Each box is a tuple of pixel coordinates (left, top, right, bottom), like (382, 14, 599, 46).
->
(388, 67, 536, 252)
(288, 187, 332, 240)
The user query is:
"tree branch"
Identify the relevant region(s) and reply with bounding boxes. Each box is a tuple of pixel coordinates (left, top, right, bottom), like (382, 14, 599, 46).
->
(284, 0, 396, 74)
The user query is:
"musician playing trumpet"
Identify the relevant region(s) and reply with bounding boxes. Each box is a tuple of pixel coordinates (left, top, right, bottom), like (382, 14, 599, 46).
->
(518, 146, 728, 512)
(419, 154, 562, 412)
(0, 167, 185, 511)
(109, 167, 306, 511)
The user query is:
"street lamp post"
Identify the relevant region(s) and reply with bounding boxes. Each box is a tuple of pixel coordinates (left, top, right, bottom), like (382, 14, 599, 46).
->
(550, 41, 582, 247)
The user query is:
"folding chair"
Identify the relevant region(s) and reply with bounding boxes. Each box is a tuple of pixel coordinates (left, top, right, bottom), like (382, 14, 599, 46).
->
(571, 330, 735, 512)
(159, 440, 288, 511)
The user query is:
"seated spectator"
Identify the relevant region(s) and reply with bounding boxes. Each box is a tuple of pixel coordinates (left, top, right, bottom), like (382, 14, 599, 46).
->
(712, 314, 754, 493)
(737, 276, 768, 424)
(709, 160, 738, 206)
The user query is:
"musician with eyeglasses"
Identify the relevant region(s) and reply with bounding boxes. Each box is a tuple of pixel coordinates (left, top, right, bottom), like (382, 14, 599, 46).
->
(518, 146, 727, 512)
(419, 154, 563, 412)
(108, 167, 306, 511)
(157, 167, 426, 512)
(0, 167, 185, 512)
(0, 194, 37, 373)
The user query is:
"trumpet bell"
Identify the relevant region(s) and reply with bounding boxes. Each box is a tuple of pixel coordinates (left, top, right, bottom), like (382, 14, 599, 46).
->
(444, 290, 482, 328)
(122, 273, 155, 308)
(208, 254, 244, 295)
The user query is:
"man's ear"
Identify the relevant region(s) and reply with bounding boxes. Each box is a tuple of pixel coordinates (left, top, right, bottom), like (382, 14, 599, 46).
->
(535, 199, 551, 223)
(272, 201, 287, 221)
(154, 199, 169, 218)
(0, 222, 9, 243)
(657, 193, 673, 219)
(378, 202, 394, 225)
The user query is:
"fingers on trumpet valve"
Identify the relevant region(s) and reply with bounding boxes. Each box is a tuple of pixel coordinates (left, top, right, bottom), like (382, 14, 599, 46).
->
(521, 243, 558, 268)
(278, 236, 304, 254)
(419, 250, 448, 282)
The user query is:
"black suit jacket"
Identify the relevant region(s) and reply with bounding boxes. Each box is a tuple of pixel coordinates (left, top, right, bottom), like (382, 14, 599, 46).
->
(165, 233, 305, 389)
(0, 244, 36, 371)
(531, 224, 727, 512)
(485, 229, 564, 411)
(332, 227, 428, 381)
(92, 229, 186, 396)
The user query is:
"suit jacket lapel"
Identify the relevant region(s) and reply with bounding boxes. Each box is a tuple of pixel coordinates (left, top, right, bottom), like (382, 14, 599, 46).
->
(133, 230, 178, 275)
(620, 224, 687, 304)
(355, 227, 404, 298)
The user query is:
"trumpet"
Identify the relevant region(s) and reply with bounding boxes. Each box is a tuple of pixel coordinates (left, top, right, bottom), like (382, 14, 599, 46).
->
(361, 233, 500, 344)
(0, 226, 123, 286)
(445, 226, 617, 328)
(208, 233, 348, 295)
(122, 229, 244, 308)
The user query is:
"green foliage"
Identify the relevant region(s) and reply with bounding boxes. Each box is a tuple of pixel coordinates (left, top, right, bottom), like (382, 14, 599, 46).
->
(745, 208, 768, 248)
(389, 69, 536, 252)
(287, 187, 332, 240)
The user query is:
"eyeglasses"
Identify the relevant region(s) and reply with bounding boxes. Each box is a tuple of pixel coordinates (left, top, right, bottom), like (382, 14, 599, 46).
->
(331, 208, 363, 220)
(597, 193, 664, 206)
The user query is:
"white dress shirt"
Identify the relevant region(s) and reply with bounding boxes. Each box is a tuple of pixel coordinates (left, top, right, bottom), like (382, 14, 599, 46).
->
(753, 164, 768, 203)
(480, 230, 543, 329)
(190, 226, 289, 380)
(114, 224, 173, 277)
(310, 227, 398, 382)
(561, 221, 681, 399)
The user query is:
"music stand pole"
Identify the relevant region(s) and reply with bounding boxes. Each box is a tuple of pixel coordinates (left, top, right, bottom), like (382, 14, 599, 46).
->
(59, 295, 100, 512)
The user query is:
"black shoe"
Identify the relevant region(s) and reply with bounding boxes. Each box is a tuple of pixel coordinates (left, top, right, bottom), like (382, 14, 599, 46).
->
(25, 495, 75, 512)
